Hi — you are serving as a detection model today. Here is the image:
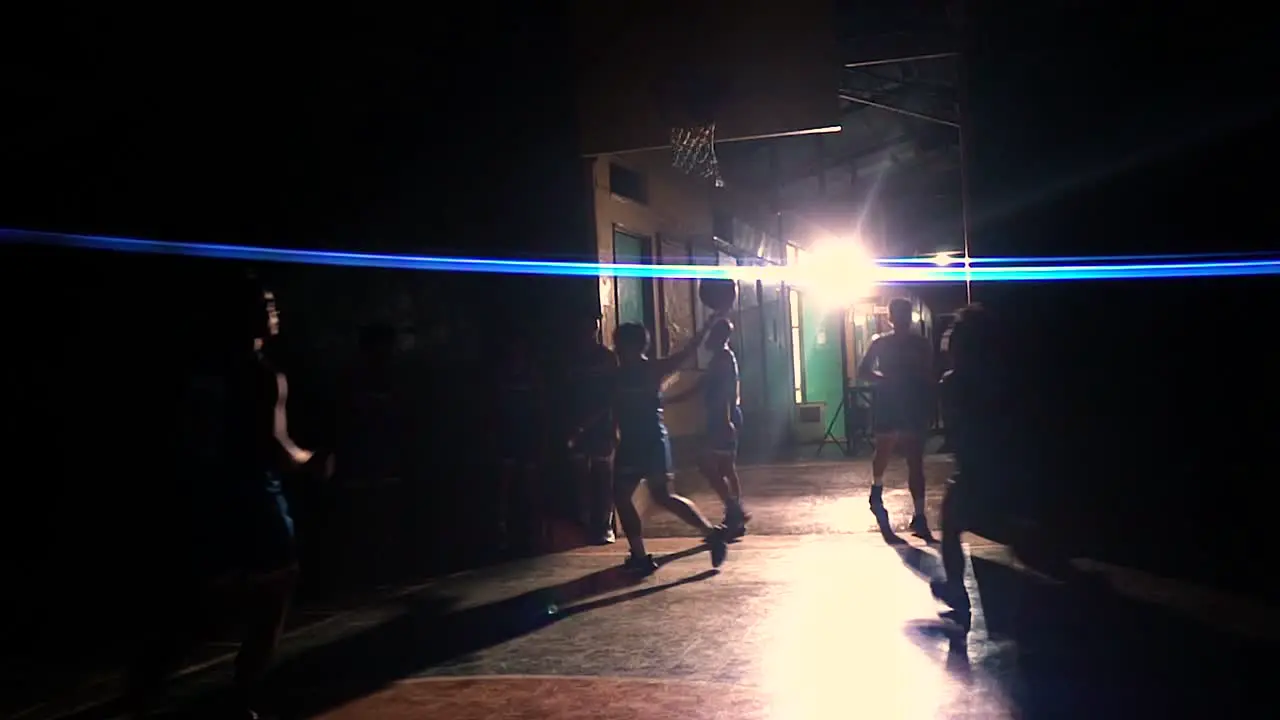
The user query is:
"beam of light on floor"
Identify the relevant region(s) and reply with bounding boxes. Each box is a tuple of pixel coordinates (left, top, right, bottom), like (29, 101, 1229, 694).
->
(5, 228, 1280, 283)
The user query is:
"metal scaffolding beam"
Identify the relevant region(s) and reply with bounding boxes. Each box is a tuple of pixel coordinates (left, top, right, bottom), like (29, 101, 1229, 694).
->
(837, 93, 959, 128)
(843, 52, 958, 69)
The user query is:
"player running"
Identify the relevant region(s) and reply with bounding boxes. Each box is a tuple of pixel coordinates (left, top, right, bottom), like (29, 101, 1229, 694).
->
(858, 298, 935, 537)
(667, 318, 749, 539)
(574, 321, 729, 576)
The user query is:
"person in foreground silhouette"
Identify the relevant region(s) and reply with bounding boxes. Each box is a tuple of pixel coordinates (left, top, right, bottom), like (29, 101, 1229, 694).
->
(931, 302, 995, 628)
(128, 275, 332, 720)
(858, 298, 934, 537)
(574, 321, 729, 575)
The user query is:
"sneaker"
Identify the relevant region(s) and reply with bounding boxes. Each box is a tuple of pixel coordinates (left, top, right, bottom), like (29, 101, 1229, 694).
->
(593, 528, 617, 545)
(725, 506, 751, 541)
(622, 553, 658, 576)
(910, 514, 933, 540)
(706, 526, 729, 568)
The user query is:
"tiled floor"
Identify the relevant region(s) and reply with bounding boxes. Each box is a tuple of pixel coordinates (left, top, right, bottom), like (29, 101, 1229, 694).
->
(290, 535, 1014, 719)
(31, 454, 1280, 719)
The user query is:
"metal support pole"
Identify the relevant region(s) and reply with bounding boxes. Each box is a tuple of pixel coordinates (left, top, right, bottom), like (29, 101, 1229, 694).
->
(956, 3, 974, 304)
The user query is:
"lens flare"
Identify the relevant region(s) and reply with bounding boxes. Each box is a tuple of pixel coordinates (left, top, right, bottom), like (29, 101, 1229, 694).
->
(792, 241, 879, 306)
(4, 228, 1280, 283)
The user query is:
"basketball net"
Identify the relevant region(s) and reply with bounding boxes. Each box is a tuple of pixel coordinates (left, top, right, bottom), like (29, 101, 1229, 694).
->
(671, 123, 724, 188)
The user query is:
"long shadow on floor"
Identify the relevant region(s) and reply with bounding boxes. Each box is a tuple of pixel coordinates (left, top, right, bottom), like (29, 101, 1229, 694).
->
(78, 546, 714, 720)
(877, 517, 1275, 719)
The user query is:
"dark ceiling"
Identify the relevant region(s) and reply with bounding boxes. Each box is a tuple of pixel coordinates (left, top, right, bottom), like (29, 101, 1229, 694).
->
(718, 0, 964, 256)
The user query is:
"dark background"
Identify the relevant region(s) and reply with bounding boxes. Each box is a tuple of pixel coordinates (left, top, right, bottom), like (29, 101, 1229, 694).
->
(1, 6, 597, 670)
(963, 0, 1278, 596)
(0, 0, 1277, 685)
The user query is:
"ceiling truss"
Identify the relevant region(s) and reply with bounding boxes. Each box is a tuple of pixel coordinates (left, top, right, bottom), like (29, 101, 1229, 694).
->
(720, 2, 965, 256)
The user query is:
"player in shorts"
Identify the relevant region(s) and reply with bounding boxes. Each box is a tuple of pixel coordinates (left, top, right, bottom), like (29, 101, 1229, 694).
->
(128, 275, 333, 720)
(858, 298, 934, 537)
(667, 318, 749, 538)
(579, 322, 729, 576)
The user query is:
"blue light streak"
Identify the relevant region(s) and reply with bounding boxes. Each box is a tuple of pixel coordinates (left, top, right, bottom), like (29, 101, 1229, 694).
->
(4, 228, 1279, 283)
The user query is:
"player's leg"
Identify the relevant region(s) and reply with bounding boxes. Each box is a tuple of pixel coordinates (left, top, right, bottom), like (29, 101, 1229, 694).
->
(870, 429, 899, 514)
(648, 474, 729, 568)
(697, 449, 732, 508)
(722, 406, 749, 536)
(903, 431, 931, 537)
(613, 471, 655, 575)
(644, 438, 729, 566)
(228, 493, 298, 717)
(932, 476, 972, 629)
(235, 565, 298, 715)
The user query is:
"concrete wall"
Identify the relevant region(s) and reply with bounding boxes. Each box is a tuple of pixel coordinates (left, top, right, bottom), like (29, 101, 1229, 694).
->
(589, 152, 717, 455)
(588, 152, 804, 464)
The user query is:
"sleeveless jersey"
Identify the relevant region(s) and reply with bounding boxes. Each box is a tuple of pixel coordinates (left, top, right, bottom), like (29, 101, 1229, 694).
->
(177, 354, 282, 500)
(614, 360, 667, 445)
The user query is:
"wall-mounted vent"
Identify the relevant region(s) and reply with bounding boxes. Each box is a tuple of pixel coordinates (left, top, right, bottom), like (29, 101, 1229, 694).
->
(793, 401, 826, 443)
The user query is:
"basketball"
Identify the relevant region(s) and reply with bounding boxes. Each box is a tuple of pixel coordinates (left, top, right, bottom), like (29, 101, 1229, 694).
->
(698, 278, 737, 312)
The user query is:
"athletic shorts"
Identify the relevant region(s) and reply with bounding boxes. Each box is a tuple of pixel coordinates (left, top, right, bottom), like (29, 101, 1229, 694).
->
(873, 389, 931, 435)
(707, 406, 743, 454)
(194, 478, 297, 576)
(615, 435, 673, 480)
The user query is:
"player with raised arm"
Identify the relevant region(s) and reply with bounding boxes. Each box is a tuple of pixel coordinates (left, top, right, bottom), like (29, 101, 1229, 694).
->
(576, 321, 730, 576)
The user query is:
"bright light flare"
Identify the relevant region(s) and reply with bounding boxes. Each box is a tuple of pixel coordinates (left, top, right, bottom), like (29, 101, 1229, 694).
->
(793, 240, 879, 308)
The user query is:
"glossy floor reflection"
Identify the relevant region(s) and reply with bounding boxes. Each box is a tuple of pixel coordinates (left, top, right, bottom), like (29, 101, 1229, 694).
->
(283, 536, 1015, 719)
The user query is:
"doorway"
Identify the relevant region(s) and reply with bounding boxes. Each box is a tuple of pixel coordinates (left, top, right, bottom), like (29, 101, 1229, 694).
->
(612, 228, 655, 343)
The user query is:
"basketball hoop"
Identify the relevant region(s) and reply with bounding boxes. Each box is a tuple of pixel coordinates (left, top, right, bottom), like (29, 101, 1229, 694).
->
(663, 66, 727, 188)
(670, 123, 724, 187)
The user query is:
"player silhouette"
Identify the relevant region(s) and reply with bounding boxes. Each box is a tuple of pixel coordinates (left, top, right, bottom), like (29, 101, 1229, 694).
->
(581, 321, 729, 575)
(128, 274, 333, 720)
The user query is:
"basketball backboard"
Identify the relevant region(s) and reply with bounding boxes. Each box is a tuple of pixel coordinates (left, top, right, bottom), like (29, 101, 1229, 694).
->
(572, 0, 842, 157)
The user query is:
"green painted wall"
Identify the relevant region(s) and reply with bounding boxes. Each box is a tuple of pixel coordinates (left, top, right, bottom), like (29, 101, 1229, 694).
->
(800, 296, 846, 439)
